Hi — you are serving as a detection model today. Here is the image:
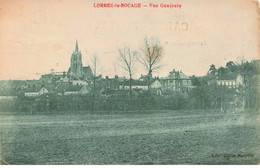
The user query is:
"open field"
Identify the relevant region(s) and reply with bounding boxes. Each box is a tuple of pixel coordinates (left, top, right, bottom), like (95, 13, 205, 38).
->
(0, 110, 259, 164)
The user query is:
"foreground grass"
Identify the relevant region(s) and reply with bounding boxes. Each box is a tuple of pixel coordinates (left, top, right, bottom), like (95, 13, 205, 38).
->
(0, 110, 259, 164)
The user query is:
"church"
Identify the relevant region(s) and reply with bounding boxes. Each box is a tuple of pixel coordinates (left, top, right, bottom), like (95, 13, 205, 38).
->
(67, 40, 93, 80)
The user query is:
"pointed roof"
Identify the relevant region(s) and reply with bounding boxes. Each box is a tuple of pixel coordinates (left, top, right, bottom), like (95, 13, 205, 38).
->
(55, 83, 71, 93)
(167, 70, 189, 79)
(75, 40, 79, 52)
(83, 66, 92, 73)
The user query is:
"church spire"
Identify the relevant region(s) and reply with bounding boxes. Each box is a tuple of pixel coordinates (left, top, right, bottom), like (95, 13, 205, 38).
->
(75, 39, 79, 52)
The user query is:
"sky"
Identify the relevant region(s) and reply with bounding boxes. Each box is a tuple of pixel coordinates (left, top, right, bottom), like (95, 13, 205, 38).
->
(0, 0, 259, 80)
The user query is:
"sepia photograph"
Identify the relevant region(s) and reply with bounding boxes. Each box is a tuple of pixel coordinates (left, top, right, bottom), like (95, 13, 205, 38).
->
(0, 0, 259, 165)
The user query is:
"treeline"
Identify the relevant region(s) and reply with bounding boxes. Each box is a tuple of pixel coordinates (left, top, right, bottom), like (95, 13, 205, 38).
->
(0, 92, 190, 113)
(1, 87, 258, 114)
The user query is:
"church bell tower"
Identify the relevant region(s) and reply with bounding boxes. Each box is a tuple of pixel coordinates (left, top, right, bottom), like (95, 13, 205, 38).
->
(68, 40, 83, 79)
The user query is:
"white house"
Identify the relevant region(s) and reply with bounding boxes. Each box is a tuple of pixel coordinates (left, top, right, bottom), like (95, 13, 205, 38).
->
(120, 79, 149, 90)
(150, 80, 162, 89)
(150, 80, 163, 95)
(236, 75, 244, 87)
(161, 70, 193, 92)
(25, 87, 49, 97)
(64, 85, 90, 95)
(123, 85, 148, 90)
(214, 74, 244, 88)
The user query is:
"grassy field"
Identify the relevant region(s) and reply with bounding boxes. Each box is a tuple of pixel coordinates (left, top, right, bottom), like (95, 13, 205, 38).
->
(0, 110, 259, 164)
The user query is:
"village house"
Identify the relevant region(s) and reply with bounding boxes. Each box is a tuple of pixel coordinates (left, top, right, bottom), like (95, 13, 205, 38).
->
(58, 75, 69, 83)
(118, 78, 163, 95)
(207, 74, 244, 88)
(119, 79, 148, 90)
(160, 69, 193, 93)
(139, 74, 150, 82)
(150, 79, 162, 88)
(24, 87, 49, 97)
(98, 76, 121, 90)
(64, 85, 91, 96)
(54, 83, 72, 96)
(150, 79, 163, 95)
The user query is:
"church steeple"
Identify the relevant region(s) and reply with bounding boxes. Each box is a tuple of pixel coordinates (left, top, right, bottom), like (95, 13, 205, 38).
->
(75, 40, 79, 52)
(68, 39, 83, 79)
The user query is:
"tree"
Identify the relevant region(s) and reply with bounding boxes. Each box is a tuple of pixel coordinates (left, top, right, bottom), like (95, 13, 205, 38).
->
(137, 36, 163, 88)
(208, 64, 217, 75)
(226, 61, 238, 74)
(117, 45, 138, 95)
(217, 66, 227, 78)
(90, 53, 101, 111)
(240, 61, 253, 109)
(90, 53, 101, 92)
(190, 75, 201, 86)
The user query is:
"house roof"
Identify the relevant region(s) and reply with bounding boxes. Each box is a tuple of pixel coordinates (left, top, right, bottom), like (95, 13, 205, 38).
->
(24, 86, 46, 92)
(216, 73, 240, 80)
(179, 72, 189, 79)
(43, 83, 58, 92)
(65, 85, 84, 92)
(55, 83, 72, 93)
(139, 74, 150, 80)
(118, 76, 127, 82)
(83, 66, 93, 74)
(168, 70, 189, 79)
(121, 79, 148, 86)
(150, 79, 162, 86)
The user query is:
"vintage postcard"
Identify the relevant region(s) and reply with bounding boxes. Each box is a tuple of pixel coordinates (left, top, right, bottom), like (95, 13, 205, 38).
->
(0, 0, 259, 165)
